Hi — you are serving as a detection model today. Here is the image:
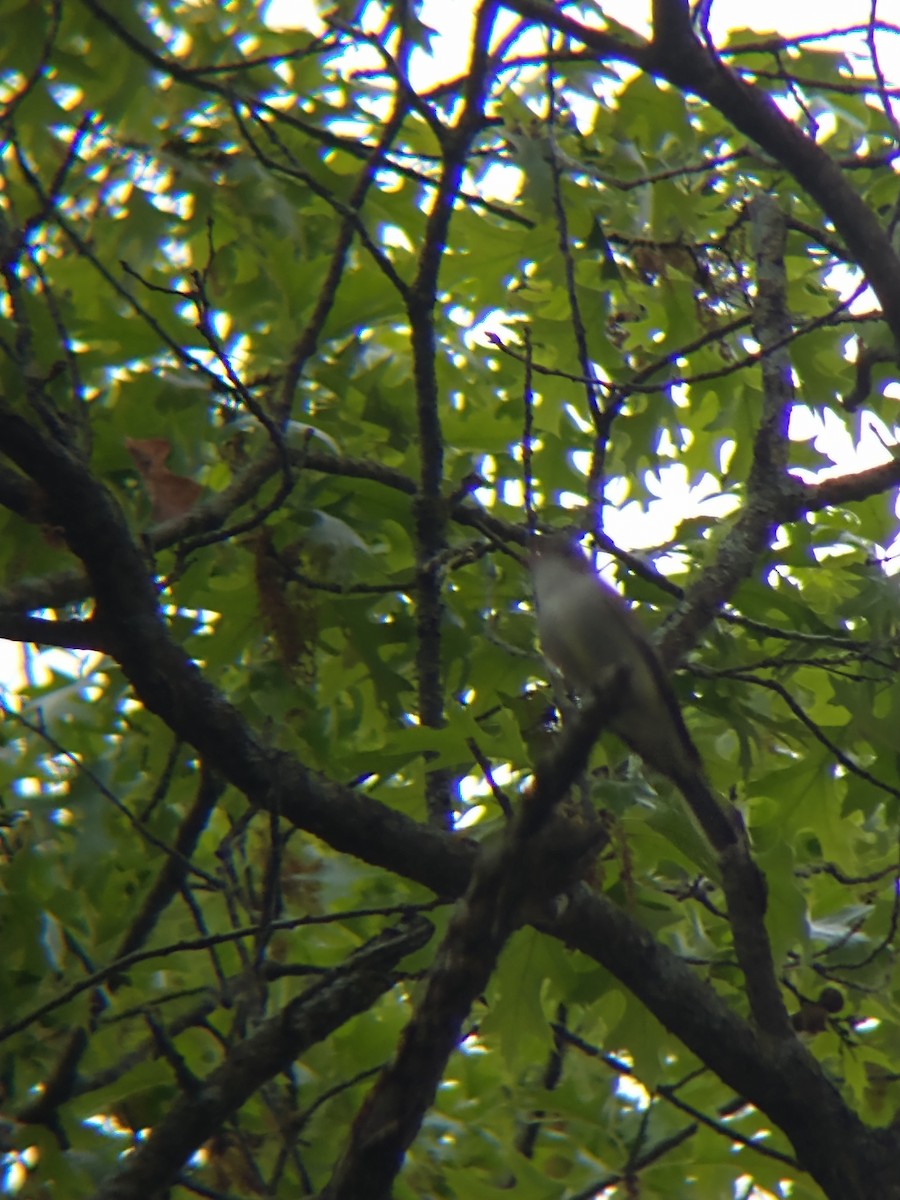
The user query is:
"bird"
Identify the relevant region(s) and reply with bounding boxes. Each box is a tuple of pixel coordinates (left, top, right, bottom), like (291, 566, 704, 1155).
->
(529, 534, 737, 851)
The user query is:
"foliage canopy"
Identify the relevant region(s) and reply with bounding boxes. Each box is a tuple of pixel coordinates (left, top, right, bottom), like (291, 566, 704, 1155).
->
(2, 2, 900, 1198)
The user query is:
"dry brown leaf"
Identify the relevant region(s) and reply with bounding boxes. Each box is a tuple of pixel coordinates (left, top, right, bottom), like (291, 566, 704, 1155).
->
(125, 436, 202, 521)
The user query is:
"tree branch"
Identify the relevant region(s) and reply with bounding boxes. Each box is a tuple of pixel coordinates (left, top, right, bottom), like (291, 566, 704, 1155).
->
(91, 917, 433, 1200)
(321, 695, 613, 1200)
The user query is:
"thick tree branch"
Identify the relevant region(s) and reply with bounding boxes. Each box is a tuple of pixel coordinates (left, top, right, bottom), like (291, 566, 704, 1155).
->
(0, 613, 110, 651)
(804, 457, 900, 510)
(657, 197, 799, 666)
(0, 461, 47, 523)
(321, 695, 613, 1200)
(409, 0, 502, 830)
(706, 196, 794, 1038)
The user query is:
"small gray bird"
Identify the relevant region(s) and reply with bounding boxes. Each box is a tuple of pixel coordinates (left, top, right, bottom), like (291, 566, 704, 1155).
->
(529, 535, 736, 851)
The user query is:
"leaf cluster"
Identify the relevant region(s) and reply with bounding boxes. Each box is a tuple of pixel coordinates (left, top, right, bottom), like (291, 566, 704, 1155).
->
(1, 3, 900, 1199)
